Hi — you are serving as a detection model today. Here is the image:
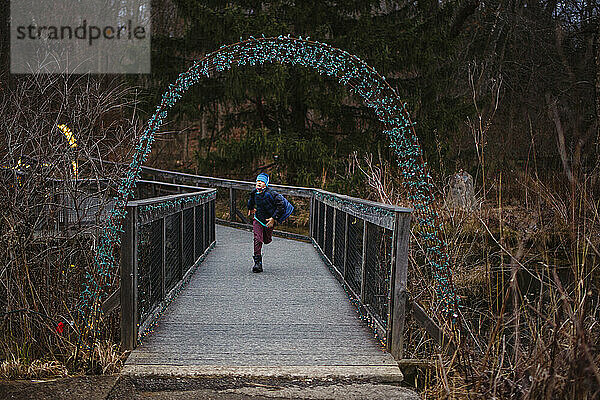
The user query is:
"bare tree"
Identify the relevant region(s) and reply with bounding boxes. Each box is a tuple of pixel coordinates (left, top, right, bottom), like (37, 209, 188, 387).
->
(0, 73, 140, 371)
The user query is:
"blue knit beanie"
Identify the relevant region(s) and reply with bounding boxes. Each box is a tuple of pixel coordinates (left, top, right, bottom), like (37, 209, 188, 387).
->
(256, 173, 269, 186)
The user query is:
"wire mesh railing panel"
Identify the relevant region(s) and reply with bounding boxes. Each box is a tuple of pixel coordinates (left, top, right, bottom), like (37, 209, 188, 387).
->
(333, 210, 346, 273)
(324, 205, 334, 260)
(311, 198, 317, 237)
(182, 208, 195, 274)
(204, 203, 211, 249)
(195, 204, 205, 258)
(345, 216, 364, 295)
(164, 213, 182, 293)
(210, 200, 216, 243)
(121, 188, 217, 350)
(137, 219, 163, 323)
(364, 222, 393, 326)
(317, 201, 325, 249)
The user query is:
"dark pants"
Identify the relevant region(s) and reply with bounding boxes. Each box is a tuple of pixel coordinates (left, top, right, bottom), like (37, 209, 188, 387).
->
(253, 219, 273, 256)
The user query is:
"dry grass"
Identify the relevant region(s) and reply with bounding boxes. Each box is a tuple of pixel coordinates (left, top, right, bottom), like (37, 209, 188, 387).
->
(403, 173, 600, 399)
(355, 152, 600, 398)
(0, 356, 69, 380)
(92, 340, 126, 375)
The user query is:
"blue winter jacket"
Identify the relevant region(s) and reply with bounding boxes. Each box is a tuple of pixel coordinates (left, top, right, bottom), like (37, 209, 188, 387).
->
(248, 187, 293, 225)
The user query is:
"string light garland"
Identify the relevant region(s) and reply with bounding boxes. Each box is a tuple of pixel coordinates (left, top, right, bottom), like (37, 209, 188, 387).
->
(314, 191, 395, 219)
(81, 36, 458, 345)
(58, 124, 77, 148)
(137, 192, 216, 224)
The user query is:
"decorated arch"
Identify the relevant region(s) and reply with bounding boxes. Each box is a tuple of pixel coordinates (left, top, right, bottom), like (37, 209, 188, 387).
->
(82, 36, 457, 330)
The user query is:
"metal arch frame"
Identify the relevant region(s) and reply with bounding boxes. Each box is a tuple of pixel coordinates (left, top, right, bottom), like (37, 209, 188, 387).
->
(82, 36, 457, 340)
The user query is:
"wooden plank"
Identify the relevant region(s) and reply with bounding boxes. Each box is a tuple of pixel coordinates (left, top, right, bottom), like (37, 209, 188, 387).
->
(411, 301, 456, 354)
(120, 205, 138, 350)
(101, 288, 120, 314)
(229, 188, 236, 222)
(389, 212, 411, 359)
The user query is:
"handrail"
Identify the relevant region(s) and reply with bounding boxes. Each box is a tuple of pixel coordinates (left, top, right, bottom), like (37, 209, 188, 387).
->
(140, 165, 314, 198)
(128, 189, 213, 207)
(44, 179, 209, 232)
(314, 189, 411, 213)
(313, 189, 410, 231)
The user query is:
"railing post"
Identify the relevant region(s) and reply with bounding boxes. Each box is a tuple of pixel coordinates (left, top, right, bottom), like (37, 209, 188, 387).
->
(388, 211, 411, 359)
(360, 219, 368, 301)
(343, 212, 349, 279)
(309, 195, 314, 239)
(120, 205, 138, 350)
(192, 206, 196, 263)
(229, 187, 236, 222)
(331, 208, 336, 265)
(211, 199, 216, 243)
(204, 203, 209, 250)
(161, 216, 166, 301)
(179, 209, 184, 280)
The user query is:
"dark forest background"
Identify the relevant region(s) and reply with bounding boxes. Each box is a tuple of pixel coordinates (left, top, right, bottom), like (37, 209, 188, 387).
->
(0, 1, 599, 398)
(138, 0, 598, 201)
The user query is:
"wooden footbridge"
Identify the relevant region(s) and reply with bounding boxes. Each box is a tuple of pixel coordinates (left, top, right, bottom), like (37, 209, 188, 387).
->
(101, 167, 420, 381)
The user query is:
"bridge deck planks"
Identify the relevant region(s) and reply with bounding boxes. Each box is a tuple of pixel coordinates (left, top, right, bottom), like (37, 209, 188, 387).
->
(126, 225, 397, 368)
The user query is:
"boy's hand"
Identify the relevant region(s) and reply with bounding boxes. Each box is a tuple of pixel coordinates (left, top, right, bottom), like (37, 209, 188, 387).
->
(248, 209, 255, 216)
(266, 218, 275, 228)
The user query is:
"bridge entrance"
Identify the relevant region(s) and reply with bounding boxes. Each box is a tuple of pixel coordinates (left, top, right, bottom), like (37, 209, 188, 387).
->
(123, 224, 403, 380)
(117, 169, 411, 364)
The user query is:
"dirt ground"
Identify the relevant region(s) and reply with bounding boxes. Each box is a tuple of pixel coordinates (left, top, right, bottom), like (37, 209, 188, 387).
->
(1, 375, 420, 399)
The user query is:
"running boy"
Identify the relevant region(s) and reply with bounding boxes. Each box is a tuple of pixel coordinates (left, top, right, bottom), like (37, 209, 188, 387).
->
(247, 173, 293, 273)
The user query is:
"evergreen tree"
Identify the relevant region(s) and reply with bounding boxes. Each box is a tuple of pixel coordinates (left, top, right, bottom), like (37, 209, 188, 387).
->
(147, 0, 473, 194)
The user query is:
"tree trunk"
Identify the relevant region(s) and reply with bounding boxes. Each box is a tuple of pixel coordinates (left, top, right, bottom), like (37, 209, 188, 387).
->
(546, 93, 574, 185)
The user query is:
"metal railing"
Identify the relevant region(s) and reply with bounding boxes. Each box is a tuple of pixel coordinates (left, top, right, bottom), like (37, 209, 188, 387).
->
(133, 166, 413, 359)
(39, 179, 206, 233)
(139, 166, 313, 238)
(310, 190, 411, 359)
(120, 188, 216, 349)
(38, 168, 418, 357)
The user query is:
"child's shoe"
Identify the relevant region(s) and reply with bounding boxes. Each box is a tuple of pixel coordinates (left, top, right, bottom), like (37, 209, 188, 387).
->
(252, 254, 263, 273)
